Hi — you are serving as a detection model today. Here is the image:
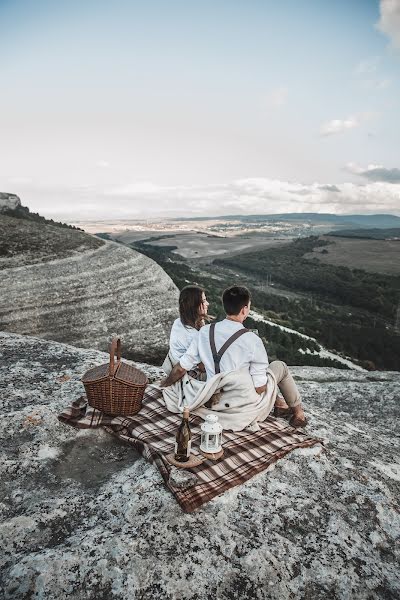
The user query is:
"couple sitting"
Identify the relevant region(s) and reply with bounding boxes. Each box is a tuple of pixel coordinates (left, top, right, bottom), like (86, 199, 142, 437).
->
(161, 285, 307, 432)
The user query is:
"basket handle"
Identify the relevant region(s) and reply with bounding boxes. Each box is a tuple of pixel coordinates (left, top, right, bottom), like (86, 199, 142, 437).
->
(109, 338, 121, 377)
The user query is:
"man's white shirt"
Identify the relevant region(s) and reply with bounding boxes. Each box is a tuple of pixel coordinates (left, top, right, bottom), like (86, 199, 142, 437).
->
(179, 319, 269, 387)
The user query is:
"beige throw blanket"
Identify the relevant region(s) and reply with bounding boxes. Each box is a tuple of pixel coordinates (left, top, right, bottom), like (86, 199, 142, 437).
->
(161, 353, 278, 431)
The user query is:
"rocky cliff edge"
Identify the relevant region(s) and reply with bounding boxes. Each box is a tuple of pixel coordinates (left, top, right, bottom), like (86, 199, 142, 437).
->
(0, 332, 399, 600)
(0, 224, 179, 362)
(0, 198, 179, 362)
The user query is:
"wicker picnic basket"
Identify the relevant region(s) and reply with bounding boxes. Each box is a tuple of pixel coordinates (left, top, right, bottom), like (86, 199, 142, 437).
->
(82, 338, 147, 415)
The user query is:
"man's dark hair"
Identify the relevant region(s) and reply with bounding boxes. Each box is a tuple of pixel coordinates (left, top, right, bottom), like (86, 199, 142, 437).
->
(222, 286, 251, 316)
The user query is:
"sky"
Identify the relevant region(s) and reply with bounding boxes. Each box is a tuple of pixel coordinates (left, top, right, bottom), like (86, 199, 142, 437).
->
(0, 0, 399, 220)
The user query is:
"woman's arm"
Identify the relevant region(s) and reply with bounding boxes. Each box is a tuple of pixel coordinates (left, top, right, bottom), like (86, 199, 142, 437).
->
(160, 363, 187, 387)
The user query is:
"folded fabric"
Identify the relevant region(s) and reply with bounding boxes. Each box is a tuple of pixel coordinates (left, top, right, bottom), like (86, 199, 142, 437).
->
(162, 352, 279, 431)
(162, 366, 278, 432)
(59, 385, 322, 512)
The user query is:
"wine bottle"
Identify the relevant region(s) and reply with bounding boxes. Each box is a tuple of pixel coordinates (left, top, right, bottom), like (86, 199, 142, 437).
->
(174, 407, 191, 462)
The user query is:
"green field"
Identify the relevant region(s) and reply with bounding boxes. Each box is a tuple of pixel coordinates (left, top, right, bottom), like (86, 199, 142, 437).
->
(304, 235, 400, 276)
(126, 234, 400, 372)
(125, 236, 396, 370)
(217, 237, 400, 371)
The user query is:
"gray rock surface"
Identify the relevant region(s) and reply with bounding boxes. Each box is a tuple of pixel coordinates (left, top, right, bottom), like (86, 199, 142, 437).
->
(1, 332, 399, 600)
(0, 192, 21, 212)
(0, 213, 104, 269)
(0, 235, 178, 362)
(168, 467, 199, 490)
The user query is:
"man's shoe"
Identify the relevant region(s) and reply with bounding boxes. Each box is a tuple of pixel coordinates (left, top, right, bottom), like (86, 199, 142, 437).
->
(273, 406, 293, 418)
(289, 415, 308, 428)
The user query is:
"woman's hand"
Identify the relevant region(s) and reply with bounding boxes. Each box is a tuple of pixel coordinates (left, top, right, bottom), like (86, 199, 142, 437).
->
(255, 384, 267, 395)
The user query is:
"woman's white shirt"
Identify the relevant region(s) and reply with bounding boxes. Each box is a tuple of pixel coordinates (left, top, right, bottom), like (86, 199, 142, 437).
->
(169, 318, 199, 364)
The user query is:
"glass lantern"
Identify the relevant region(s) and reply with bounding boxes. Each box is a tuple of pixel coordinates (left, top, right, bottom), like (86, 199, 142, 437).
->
(200, 414, 223, 454)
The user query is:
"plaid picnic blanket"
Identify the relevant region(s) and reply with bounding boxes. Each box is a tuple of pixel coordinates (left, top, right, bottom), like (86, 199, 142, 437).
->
(58, 385, 321, 512)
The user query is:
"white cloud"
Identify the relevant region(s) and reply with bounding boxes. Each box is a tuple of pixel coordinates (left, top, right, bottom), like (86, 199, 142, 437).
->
(355, 57, 380, 75)
(376, 0, 400, 49)
(96, 160, 110, 168)
(4, 176, 400, 219)
(345, 162, 384, 175)
(354, 56, 392, 90)
(320, 117, 359, 136)
(320, 111, 379, 137)
(345, 162, 400, 183)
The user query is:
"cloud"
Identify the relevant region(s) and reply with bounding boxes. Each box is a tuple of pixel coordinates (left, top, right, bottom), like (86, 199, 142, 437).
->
(265, 87, 288, 108)
(345, 162, 383, 175)
(345, 162, 400, 183)
(4, 176, 400, 219)
(354, 56, 392, 90)
(96, 160, 110, 168)
(320, 111, 379, 137)
(289, 188, 313, 196)
(106, 178, 400, 217)
(320, 117, 359, 136)
(355, 57, 380, 75)
(363, 78, 391, 90)
(362, 168, 400, 183)
(376, 0, 400, 49)
(318, 185, 340, 192)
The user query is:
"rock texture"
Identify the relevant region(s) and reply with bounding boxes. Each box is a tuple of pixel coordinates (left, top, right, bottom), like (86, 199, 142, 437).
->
(0, 192, 21, 212)
(0, 213, 103, 269)
(0, 226, 178, 361)
(1, 332, 399, 600)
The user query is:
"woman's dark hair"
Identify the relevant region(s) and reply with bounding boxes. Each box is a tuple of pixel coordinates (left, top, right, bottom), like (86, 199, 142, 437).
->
(179, 285, 205, 330)
(222, 285, 251, 315)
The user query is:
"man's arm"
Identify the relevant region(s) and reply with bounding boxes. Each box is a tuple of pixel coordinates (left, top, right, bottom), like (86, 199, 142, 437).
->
(250, 336, 269, 393)
(160, 363, 187, 387)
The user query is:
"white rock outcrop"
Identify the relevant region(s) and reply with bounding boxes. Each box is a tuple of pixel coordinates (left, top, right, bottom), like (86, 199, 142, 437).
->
(1, 332, 399, 600)
(0, 192, 21, 211)
(0, 239, 178, 362)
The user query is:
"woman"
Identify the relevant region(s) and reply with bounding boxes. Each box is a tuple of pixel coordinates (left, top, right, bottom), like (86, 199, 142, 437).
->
(168, 285, 209, 367)
(161, 286, 209, 408)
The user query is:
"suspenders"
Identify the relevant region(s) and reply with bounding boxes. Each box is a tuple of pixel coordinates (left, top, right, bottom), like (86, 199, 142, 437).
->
(209, 323, 250, 374)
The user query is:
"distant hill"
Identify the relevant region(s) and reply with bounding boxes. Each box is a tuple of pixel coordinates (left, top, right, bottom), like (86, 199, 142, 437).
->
(328, 228, 400, 240)
(175, 213, 400, 229)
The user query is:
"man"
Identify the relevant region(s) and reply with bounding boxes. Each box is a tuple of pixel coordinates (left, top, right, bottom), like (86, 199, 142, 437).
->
(161, 285, 307, 427)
